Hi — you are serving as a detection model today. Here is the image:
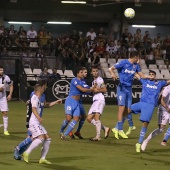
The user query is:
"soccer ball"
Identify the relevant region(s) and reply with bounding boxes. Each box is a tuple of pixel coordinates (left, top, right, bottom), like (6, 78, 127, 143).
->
(124, 8, 135, 19)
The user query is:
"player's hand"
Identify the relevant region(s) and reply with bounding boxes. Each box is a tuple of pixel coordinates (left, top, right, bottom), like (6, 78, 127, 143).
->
(7, 94, 12, 101)
(93, 88, 99, 93)
(38, 117, 43, 123)
(111, 75, 117, 81)
(56, 99, 62, 104)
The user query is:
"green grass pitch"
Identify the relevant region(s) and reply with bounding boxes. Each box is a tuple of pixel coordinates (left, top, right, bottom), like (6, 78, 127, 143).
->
(0, 101, 170, 170)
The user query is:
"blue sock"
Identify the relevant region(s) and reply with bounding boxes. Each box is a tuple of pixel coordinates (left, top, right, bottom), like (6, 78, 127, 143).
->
(118, 121, 123, 131)
(64, 120, 77, 136)
(127, 113, 134, 127)
(115, 118, 126, 129)
(18, 137, 32, 150)
(76, 118, 85, 133)
(164, 127, 170, 141)
(19, 143, 30, 155)
(60, 120, 69, 133)
(138, 126, 147, 144)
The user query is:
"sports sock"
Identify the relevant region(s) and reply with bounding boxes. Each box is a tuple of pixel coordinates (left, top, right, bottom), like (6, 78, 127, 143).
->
(138, 126, 147, 144)
(76, 118, 85, 133)
(41, 138, 51, 159)
(19, 144, 30, 155)
(25, 138, 43, 154)
(60, 120, 69, 133)
(17, 137, 33, 150)
(95, 120, 101, 138)
(163, 127, 170, 141)
(118, 121, 123, 131)
(115, 118, 126, 129)
(91, 119, 96, 125)
(64, 120, 77, 136)
(146, 128, 163, 142)
(3, 116, 8, 132)
(127, 113, 134, 127)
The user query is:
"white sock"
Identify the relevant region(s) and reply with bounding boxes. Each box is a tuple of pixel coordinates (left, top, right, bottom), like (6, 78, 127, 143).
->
(41, 138, 51, 159)
(146, 128, 163, 142)
(26, 138, 43, 154)
(91, 119, 96, 126)
(3, 116, 8, 132)
(101, 124, 105, 131)
(95, 120, 101, 138)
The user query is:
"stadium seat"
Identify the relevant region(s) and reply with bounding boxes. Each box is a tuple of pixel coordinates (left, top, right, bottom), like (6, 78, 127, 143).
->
(140, 59, 146, 65)
(100, 62, 108, 68)
(24, 68, 33, 75)
(108, 58, 116, 64)
(100, 58, 106, 63)
(149, 64, 157, 69)
(117, 59, 124, 62)
(141, 69, 149, 75)
(158, 65, 167, 69)
(140, 64, 147, 69)
(161, 69, 170, 77)
(156, 60, 165, 65)
(33, 69, 42, 75)
(48, 69, 53, 74)
(57, 70, 64, 75)
(105, 71, 112, 78)
(64, 70, 74, 78)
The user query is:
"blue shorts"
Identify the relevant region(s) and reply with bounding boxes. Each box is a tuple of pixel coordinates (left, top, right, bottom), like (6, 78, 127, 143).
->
(79, 103, 86, 116)
(131, 102, 155, 123)
(117, 85, 132, 108)
(65, 97, 80, 117)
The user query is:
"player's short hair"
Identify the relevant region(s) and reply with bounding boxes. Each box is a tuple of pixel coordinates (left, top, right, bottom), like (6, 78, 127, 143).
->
(74, 67, 83, 76)
(149, 70, 156, 75)
(0, 65, 4, 69)
(91, 66, 98, 71)
(34, 84, 43, 91)
(129, 51, 139, 58)
(82, 67, 87, 71)
(36, 79, 47, 86)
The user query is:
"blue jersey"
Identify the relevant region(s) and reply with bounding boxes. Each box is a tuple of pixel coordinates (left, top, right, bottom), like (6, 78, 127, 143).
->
(30, 91, 46, 117)
(140, 78, 166, 106)
(114, 59, 141, 86)
(69, 77, 84, 97)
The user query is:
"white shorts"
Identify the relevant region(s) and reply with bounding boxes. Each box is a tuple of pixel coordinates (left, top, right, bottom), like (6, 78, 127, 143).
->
(0, 98, 8, 112)
(88, 100, 105, 115)
(28, 124, 47, 139)
(158, 108, 170, 125)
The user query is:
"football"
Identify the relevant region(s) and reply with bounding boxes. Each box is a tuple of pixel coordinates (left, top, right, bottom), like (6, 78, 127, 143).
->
(124, 8, 135, 19)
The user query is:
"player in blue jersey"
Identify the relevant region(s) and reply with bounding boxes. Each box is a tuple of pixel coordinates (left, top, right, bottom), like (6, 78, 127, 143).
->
(14, 80, 62, 160)
(109, 52, 145, 139)
(59, 67, 97, 141)
(69, 67, 89, 139)
(131, 70, 170, 152)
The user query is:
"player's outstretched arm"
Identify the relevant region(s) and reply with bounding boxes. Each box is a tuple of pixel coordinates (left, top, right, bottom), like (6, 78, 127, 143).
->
(108, 66, 117, 81)
(45, 99, 62, 108)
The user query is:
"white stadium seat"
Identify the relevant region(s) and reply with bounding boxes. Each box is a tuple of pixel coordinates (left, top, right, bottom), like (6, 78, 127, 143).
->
(33, 69, 42, 75)
(100, 62, 108, 68)
(57, 70, 64, 75)
(108, 58, 116, 64)
(24, 68, 33, 75)
(100, 58, 106, 63)
(48, 69, 53, 74)
(149, 64, 157, 69)
(64, 70, 74, 78)
(140, 59, 146, 65)
(159, 65, 167, 69)
(156, 60, 165, 65)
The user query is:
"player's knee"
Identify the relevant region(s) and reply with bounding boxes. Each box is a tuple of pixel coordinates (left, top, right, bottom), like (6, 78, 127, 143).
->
(87, 116, 92, 123)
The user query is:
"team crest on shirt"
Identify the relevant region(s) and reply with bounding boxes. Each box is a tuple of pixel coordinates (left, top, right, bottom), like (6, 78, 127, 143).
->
(133, 65, 136, 68)
(155, 81, 158, 85)
(74, 81, 77, 85)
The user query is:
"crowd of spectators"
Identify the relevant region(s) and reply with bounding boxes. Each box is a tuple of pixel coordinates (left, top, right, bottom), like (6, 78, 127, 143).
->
(0, 24, 170, 72)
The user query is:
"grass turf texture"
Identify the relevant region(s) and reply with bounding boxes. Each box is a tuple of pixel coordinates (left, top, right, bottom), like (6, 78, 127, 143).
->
(0, 101, 170, 170)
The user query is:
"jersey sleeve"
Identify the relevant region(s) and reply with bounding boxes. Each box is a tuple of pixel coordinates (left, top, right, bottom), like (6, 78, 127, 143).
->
(114, 60, 125, 69)
(139, 78, 146, 84)
(136, 64, 141, 73)
(5, 75, 12, 85)
(161, 80, 167, 87)
(31, 95, 39, 108)
(72, 79, 82, 88)
(162, 87, 169, 97)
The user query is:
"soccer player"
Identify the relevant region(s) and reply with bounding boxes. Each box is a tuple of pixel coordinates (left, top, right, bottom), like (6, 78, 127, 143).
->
(140, 85, 170, 150)
(22, 83, 53, 164)
(69, 67, 89, 139)
(131, 70, 170, 152)
(14, 80, 62, 161)
(59, 67, 97, 141)
(87, 66, 110, 141)
(0, 65, 13, 135)
(109, 52, 145, 139)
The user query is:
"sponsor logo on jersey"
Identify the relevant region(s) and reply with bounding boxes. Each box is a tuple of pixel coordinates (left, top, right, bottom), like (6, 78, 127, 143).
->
(146, 84, 158, 89)
(124, 69, 135, 74)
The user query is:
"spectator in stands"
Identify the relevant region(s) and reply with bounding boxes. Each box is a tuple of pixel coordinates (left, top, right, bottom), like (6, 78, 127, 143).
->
(35, 48, 45, 68)
(106, 40, 116, 59)
(134, 29, 142, 42)
(38, 24, 46, 38)
(86, 28, 96, 41)
(0, 25, 4, 35)
(117, 44, 127, 59)
(56, 48, 69, 70)
(39, 66, 50, 80)
(0, 47, 9, 57)
(145, 49, 156, 67)
(27, 26, 38, 47)
(128, 43, 137, 56)
(121, 28, 129, 44)
(1, 29, 10, 47)
(95, 41, 106, 58)
(50, 68, 61, 80)
(91, 52, 100, 67)
(69, 29, 79, 43)
(8, 25, 17, 46)
(97, 27, 106, 39)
